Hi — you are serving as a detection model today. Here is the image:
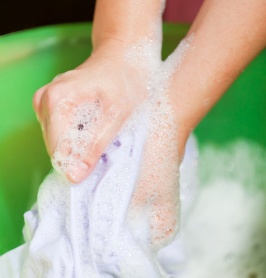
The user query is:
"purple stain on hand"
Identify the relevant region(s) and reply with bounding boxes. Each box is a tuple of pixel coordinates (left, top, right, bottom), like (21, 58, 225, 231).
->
(101, 153, 108, 163)
(113, 140, 121, 147)
(77, 124, 84, 131)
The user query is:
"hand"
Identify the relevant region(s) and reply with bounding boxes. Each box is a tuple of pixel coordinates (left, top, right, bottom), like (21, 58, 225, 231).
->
(33, 42, 146, 184)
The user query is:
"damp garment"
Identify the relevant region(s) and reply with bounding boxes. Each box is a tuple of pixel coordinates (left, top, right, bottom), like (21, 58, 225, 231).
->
(0, 132, 198, 278)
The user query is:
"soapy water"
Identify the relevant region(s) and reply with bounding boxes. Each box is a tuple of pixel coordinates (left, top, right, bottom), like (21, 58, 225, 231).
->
(174, 141, 266, 278)
(172, 141, 266, 278)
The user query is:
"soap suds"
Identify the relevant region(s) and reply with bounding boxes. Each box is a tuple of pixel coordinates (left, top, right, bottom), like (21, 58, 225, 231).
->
(159, 141, 266, 278)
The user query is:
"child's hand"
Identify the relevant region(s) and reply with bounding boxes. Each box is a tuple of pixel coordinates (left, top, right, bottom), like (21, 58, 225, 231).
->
(33, 43, 146, 184)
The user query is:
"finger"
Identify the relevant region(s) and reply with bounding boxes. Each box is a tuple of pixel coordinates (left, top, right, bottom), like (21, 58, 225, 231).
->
(42, 113, 70, 157)
(66, 106, 130, 184)
(33, 70, 78, 116)
(39, 80, 81, 150)
(32, 85, 49, 120)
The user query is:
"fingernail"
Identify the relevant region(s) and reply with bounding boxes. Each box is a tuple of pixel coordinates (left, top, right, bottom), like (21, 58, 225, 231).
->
(67, 162, 90, 184)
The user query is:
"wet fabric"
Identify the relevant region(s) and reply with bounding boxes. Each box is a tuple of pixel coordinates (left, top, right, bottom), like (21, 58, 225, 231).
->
(0, 124, 197, 277)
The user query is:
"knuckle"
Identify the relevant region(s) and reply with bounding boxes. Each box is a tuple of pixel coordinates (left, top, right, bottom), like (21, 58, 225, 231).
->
(33, 91, 41, 112)
(43, 83, 67, 109)
(47, 82, 65, 95)
(33, 85, 47, 110)
(33, 86, 48, 119)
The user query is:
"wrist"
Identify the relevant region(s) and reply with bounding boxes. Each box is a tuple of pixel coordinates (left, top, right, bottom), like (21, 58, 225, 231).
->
(92, 0, 163, 52)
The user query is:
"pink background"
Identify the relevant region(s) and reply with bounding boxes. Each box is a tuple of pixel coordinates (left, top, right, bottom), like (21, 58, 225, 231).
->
(163, 0, 204, 23)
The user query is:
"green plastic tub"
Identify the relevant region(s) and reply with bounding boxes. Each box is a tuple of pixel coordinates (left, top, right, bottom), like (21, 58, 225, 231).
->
(0, 23, 265, 256)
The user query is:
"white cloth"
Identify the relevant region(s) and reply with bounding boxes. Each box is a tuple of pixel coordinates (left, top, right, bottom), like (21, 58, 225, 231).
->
(0, 132, 198, 278)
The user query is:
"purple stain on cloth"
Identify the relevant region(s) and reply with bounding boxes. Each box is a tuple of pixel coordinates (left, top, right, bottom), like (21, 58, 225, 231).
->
(114, 140, 121, 147)
(101, 153, 108, 163)
(130, 146, 134, 157)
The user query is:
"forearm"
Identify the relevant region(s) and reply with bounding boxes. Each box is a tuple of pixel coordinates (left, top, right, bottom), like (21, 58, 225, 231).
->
(172, 0, 266, 149)
(92, 0, 164, 51)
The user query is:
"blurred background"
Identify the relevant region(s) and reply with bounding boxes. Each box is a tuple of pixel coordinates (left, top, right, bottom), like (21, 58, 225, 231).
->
(0, 0, 203, 35)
